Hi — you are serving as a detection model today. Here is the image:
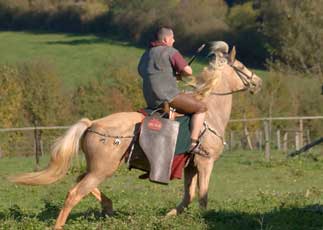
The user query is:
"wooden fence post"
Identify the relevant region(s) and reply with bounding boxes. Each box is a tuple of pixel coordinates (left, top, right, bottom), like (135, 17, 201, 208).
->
(299, 119, 304, 147)
(230, 131, 235, 151)
(295, 131, 300, 150)
(264, 120, 270, 161)
(34, 122, 43, 171)
(244, 122, 253, 150)
(283, 132, 288, 152)
(256, 130, 262, 151)
(306, 129, 311, 144)
(259, 130, 263, 151)
(276, 129, 281, 150)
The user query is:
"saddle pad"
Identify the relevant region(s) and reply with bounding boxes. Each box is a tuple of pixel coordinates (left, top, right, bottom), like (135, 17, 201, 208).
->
(138, 108, 191, 154)
(139, 115, 179, 184)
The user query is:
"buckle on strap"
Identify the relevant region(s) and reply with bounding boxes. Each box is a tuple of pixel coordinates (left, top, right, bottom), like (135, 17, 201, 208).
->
(188, 141, 210, 158)
(203, 122, 225, 145)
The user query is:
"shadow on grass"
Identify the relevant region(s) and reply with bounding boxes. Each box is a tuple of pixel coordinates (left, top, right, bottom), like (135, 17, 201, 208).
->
(203, 205, 323, 230)
(0, 29, 211, 61)
(1, 200, 323, 229)
(0, 199, 130, 223)
(45, 37, 132, 47)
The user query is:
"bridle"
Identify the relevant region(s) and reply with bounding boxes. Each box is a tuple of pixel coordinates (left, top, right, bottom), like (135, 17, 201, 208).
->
(210, 61, 257, 96)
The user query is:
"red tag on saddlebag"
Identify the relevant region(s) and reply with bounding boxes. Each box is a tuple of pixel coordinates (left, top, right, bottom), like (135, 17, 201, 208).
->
(147, 118, 162, 131)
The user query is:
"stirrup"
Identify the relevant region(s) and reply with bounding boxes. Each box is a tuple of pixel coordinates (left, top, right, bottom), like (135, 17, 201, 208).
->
(188, 142, 209, 157)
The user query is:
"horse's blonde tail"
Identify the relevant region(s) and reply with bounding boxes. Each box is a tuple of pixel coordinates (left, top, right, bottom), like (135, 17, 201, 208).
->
(9, 118, 92, 185)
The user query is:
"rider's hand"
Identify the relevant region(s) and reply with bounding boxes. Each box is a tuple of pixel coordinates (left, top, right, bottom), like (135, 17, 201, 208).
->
(181, 65, 193, 76)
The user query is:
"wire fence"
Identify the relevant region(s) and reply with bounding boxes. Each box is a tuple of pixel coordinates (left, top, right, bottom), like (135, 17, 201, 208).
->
(1, 116, 323, 161)
(224, 116, 323, 160)
(0, 127, 67, 157)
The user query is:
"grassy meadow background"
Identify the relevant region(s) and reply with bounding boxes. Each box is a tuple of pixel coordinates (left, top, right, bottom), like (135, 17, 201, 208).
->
(1, 30, 323, 229)
(1, 150, 323, 229)
(0, 31, 267, 88)
(0, 31, 145, 88)
(1, 0, 323, 229)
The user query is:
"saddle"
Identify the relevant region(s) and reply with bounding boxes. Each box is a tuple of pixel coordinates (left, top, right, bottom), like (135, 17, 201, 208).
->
(128, 104, 191, 184)
(162, 102, 182, 120)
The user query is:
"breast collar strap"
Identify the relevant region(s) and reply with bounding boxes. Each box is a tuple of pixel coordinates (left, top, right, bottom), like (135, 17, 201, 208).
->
(199, 122, 225, 146)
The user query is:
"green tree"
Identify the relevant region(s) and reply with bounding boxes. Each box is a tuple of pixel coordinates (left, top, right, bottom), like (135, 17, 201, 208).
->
(0, 65, 23, 128)
(0, 65, 24, 157)
(226, 1, 268, 66)
(260, 0, 323, 76)
(109, 0, 229, 52)
(73, 77, 135, 120)
(17, 60, 73, 167)
(18, 60, 72, 126)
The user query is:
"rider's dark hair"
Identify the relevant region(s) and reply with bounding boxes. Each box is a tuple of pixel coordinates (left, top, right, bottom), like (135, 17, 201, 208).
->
(154, 26, 173, 41)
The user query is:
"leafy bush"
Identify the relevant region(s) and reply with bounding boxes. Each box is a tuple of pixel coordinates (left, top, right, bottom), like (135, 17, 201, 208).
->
(109, 0, 229, 52)
(260, 0, 323, 75)
(18, 60, 74, 126)
(0, 65, 23, 128)
(0, 0, 109, 32)
(226, 1, 268, 66)
(72, 78, 135, 120)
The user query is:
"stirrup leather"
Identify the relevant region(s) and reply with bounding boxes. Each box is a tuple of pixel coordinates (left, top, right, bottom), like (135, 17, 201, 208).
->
(188, 141, 209, 157)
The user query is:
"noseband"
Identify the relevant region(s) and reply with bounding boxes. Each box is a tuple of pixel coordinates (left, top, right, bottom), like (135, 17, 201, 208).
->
(211, 61, 256, 96)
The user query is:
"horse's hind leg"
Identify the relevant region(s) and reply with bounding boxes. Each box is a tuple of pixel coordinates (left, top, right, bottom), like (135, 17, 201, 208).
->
(91, 187, 113, 216)
(166, 162, 198, 216)
(54, 173, 105, 230)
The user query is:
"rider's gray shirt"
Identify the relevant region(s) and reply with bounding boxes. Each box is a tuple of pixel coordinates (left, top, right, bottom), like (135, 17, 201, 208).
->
(138, 46, 181, 109)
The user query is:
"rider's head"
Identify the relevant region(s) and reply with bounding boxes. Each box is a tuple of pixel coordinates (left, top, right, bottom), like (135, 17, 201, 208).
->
(155, 27, 175, 47)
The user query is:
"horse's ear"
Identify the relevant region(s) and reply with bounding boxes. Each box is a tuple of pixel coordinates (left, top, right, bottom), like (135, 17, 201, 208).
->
(229, 46, 236, 64)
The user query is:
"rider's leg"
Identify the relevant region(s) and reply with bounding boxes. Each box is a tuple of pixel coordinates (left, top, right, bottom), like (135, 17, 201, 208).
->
(169, 93, 207, 143)
(191, 112, 206, 141)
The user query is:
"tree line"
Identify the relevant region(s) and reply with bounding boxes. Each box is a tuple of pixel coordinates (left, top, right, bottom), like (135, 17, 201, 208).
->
(0, 0, 322, 70)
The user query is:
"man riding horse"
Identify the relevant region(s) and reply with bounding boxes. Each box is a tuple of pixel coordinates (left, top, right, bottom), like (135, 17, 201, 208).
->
(138, 26, 207, 155)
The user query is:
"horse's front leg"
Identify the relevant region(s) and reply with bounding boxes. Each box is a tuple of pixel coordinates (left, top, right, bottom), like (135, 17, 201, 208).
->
(91, 187, 113, 216)
(166, 160, 197, 216)
(196, 156, 215, 209)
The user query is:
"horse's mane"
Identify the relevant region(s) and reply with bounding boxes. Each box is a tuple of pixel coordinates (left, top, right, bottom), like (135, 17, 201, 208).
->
(188, 43, 229, 100)
(185, 41, 230, 100)
(190, 66, 222, 100)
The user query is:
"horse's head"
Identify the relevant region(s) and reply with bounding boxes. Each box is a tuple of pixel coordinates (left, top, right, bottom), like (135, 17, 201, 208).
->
(207, 41, 262, 95)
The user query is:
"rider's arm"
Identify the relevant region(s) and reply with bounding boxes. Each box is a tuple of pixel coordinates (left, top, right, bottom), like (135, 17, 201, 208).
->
(171, 51, 192, 78)
(181, 65, 192, 76)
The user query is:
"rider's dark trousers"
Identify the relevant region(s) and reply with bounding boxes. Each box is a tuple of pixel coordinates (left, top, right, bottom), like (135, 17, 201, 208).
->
(169, 93, 207, 114)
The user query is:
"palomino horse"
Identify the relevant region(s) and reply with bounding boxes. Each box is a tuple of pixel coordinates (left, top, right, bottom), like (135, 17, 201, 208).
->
(10, 42, 262, 229)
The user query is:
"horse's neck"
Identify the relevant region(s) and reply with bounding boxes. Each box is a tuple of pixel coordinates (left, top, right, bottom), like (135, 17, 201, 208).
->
(204, 76, 232, 136)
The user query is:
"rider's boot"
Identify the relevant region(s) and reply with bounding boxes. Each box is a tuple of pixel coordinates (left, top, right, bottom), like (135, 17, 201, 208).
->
(188, 112, 209, 156)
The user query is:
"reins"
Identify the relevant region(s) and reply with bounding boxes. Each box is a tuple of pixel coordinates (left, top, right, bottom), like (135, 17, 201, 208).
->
(183, 60, 255, 96)
(210, 63, 255, 96)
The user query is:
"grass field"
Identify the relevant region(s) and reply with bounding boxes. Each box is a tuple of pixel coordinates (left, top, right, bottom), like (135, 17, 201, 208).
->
(0, 31, 204, 89)
(0, 31, 145, 88)
(1, 150, 323, 229)
(0, 31, 307, 229)
(0, 31, 267, 89)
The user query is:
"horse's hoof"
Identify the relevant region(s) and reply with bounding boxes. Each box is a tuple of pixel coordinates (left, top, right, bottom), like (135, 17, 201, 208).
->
(102, 208, 114, 217)
(166, 209, 177, 217)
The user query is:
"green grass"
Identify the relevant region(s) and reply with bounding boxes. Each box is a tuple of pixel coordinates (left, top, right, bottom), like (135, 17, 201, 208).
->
(0, 31, 266, 89)
(0, 31, 144, 88)
(0, 31, 208, 89)
(1, 150, 323, 229)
